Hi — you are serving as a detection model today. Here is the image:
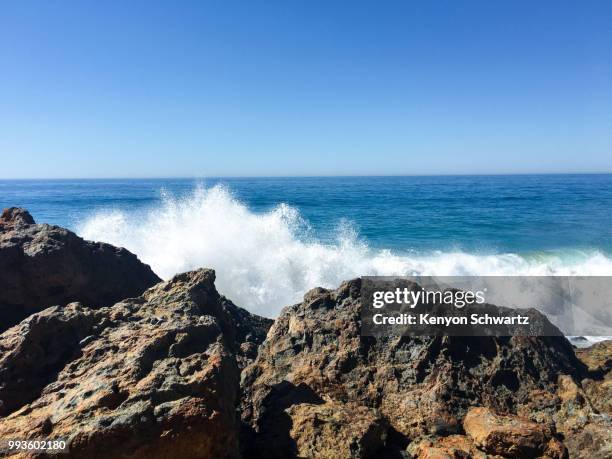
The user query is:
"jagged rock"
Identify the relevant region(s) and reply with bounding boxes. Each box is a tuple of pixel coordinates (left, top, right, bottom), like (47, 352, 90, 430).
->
(463, 407, 565, 458)
(516, 372, 611, 459)
(1, 260, 604, 458)
(220, 296, 273, 370)
(241, 278, 586, 456)
(516, 389, 561, 424)
(576, 340, 612, 415)
(0, 269, 270, 459)
(553, 375, 612, 459)
(406, 434, 491, 458)
(0, 303, 100, 417)
(582, 375, 612, 415)
(0, 207, 161, 332)
(284, 401, 386, 459)
(576, 340, 612, 375)
(0, 207, 35, 228)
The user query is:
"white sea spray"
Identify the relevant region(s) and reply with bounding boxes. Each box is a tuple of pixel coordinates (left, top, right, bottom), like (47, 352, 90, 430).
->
(79, 184, 612, 323)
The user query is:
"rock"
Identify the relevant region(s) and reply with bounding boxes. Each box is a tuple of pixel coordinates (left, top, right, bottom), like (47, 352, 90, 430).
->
(463, 407, 565, 458)
(556, 374, 587, 407)
(220, 296, 273, 369)
(0, 303, 100, 417)
(553, 375, 612, 459)
(285, 401, 386, 459)
(576, 340, 612, 375)
(1, 265, 604, 457)
(406, 434, 490, 459)
(517, 373, 612, 458)
(582, 375, 612, 415)
(516, 389, 561, 424)
(0, 207, 161, 332)
(575, 340, 612, 415)
(241, 278, 586, 455)
(0, 207, 35, 228)
(0, 269, 270, 459)
(544, 438, 569, 459)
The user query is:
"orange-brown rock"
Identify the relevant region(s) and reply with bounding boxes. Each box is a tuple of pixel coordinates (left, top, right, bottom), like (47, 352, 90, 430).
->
(285, 401, 385, 459)
(0, 269, 270, 459)
(553, 375, 612, 459)
(463, 407, 566, 458)
(575, 340, 612, 415)
(576, 340, 612, 375)
(0, 207, 161, 332)
(241, 278, 585, 457)
(406, 434, 490, 458)
(2, 258, 607, 458)
(582, 375, 612, 414)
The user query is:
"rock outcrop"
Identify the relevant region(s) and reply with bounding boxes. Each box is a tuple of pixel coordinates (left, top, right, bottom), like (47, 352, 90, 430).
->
(0, 207, 161, 332)
(0, 247, 608, 458)
(240, 278, 589, 458)
(0, 269, 271, 459)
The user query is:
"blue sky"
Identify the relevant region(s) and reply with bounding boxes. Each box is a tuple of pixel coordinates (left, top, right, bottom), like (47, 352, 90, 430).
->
(1, 1, 610, 178)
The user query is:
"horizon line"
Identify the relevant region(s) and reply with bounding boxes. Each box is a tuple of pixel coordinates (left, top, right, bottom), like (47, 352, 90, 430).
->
(1, 171, 612, 181)
(0, 171, 612, 181)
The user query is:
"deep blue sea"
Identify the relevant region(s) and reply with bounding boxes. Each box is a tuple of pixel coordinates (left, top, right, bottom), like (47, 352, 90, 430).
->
(2, 175, 612, 316)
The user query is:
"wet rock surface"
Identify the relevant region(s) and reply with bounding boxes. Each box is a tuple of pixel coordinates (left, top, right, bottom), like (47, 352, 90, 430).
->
(0, 207, 161, 332)
(0, 269, 271, 459)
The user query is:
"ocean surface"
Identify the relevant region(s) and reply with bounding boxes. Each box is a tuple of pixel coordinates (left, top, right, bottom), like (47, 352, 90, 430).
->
(2, 175, 612, 319)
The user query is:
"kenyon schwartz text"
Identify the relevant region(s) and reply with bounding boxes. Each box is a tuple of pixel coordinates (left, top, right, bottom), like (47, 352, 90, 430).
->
(372, 313, 530, 326)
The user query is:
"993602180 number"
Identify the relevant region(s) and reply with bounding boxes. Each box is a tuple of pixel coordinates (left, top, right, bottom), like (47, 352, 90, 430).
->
(3, 439, 68, 454)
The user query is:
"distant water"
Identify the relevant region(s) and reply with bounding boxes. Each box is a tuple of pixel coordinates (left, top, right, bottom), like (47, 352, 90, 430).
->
(2, 175, 612, 318)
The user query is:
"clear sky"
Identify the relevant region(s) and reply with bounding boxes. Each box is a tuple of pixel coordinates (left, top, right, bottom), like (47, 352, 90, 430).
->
(1, 1, 611, 178)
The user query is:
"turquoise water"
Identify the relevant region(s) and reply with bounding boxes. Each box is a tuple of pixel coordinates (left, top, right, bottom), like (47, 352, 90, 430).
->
(2, 174, 612, 253)
(2, 175, 612, 315)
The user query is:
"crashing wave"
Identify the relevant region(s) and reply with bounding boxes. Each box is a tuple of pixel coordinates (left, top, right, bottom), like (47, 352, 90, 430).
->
(79, 184, 612, 319)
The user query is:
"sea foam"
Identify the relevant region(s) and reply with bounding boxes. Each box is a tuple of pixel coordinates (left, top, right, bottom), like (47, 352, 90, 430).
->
(79, 184, 612, 318)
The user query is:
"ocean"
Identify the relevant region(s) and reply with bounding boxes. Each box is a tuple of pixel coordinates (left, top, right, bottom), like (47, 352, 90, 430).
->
(2, 175, 612, 319)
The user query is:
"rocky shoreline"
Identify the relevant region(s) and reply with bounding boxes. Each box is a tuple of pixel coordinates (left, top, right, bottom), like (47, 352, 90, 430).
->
(0, 208, 610, 458)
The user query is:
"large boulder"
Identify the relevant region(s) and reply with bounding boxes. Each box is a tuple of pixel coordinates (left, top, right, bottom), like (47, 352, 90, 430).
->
(0, 207, 161, 332)
(0, 269, 270, 459)
(241, 278, 587, 457)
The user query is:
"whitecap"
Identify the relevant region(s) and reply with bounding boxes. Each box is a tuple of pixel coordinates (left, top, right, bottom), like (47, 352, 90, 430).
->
(79, 184, 612, 318)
